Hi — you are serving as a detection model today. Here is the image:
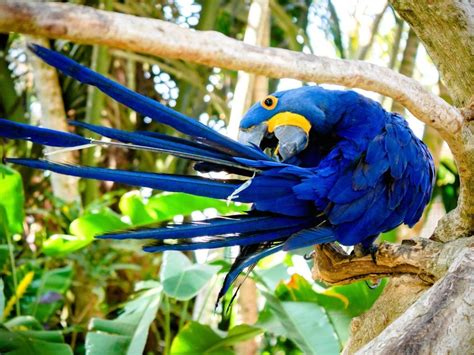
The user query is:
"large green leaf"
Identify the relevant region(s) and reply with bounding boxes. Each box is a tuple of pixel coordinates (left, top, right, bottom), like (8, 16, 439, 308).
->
(271, 274, 385, 345)
(146, 192, 248, 221)
(42, 234, 91, 257)
(70, 208, 129, 239)
(261, 291, 340, 355)
(170, 322, 262, 355)
(118, 191, 158, 225)
(0, 328, 72, 355)
(209, 324, 263, 351)
(0, 165, 24, 235)
(85, 282, 162, 355)
(330, 279, 387, 317)
(160, 251, 220, 301)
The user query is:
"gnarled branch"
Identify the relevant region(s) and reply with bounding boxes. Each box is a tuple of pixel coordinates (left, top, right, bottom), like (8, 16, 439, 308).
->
(356, 247, 474, 354)
(312, 237, 473, 286)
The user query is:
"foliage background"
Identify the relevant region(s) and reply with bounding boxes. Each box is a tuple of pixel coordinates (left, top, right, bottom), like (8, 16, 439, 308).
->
(0, 0, 458, 354)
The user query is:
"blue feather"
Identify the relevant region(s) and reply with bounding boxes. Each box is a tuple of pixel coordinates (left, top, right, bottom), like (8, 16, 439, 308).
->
(6, 158, 240, 200)
(218, 244, 284, 300)
(28, 44, 269, 161)
(143, 226, 303, 252)
(283, 226, 336, 251)
(69, 121, 255, 171)
(98, 215, 312, 240)
(0, 119, 90, 147)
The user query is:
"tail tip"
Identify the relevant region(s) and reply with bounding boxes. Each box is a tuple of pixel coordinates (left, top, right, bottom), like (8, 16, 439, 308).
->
(26, 43, 40, 54)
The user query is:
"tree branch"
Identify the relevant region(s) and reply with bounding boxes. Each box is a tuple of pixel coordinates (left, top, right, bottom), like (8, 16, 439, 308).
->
(27, 36, 80, 203)
(390, 0, 473, 106)
(312, 237, 473, 285)
(357, 247, 474, 354)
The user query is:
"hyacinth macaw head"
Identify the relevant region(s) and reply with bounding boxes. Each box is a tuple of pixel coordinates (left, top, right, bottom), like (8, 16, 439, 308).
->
(238, 86, 351, 161)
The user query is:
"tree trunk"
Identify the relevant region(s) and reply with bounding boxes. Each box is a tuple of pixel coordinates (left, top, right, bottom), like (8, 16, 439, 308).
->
(27, 36, 80, 203)
(390, 0, 473, 106)
(391, 27, 419, 114)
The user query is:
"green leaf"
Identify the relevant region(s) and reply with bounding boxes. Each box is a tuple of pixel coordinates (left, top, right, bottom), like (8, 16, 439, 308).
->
(273, 274, 351, 345)
(0, 165, 24, 235)
(160, 251, 220, 301)
(69, 208, 128, 240)
(0, 328, 73, 355)
(379, 229, 397, 243)
(147, 192, 248, 221)
(208, 324, 263, 351)
(171, 321, 230, 355)
(42, 234, 91, 257)
(118, 191, 158, 225)
(275, 274, 347, 309)
(256, 262, 291, 290)
(4, 316, 43, 331)
(85, 282, 162, 355)
(330, 279, 387, 317)
(261, 291, 340, 355)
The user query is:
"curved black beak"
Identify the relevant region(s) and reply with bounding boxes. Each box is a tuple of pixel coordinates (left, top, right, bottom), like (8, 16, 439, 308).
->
(238, 121, 309, 161)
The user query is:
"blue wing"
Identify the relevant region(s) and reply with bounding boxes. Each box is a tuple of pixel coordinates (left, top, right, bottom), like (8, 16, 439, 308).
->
(294, 113, 434, 246)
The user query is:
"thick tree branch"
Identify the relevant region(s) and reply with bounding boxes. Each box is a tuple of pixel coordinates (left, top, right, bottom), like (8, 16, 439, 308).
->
(357, 247, 474, 354)
(312, 237, 473, 285)
(390, 0, 473, 106)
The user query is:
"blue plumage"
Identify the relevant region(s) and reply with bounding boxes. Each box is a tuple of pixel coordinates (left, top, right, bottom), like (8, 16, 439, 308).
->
(1, 45, 434, 300)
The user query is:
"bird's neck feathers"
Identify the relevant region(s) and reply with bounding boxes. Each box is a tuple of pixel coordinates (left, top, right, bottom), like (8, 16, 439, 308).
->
(333, 94, 387, 147)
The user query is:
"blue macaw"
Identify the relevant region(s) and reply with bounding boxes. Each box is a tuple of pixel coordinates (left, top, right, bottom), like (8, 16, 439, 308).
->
(0, 45, 434, 299)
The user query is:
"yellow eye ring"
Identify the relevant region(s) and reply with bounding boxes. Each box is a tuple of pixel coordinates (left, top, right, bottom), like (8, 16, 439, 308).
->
(261, 95, 278, 110)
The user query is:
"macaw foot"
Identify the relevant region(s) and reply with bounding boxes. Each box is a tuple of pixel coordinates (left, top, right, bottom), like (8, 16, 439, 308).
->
(353, 243, 378, 264)
(365, 279, 382, 289)
(303, 250, 315, 260)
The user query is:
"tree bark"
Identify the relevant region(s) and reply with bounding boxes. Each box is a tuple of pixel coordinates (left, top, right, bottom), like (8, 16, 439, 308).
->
(357, 247, 474, 354)
(228, 0, 270, 139)
(391, 27, 419, 114)
(390, 0, 474, 106)
(27, 36, 80, 203)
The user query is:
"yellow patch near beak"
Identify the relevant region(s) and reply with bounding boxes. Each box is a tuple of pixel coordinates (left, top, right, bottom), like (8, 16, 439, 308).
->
(267, 112, 312, 135)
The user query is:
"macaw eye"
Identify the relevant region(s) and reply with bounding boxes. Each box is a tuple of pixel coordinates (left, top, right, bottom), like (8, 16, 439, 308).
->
(261, 95, 278, 110)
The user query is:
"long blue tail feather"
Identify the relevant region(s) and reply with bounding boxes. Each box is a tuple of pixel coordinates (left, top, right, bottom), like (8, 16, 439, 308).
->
(98, 214, 312, 240)
(142, 226, 304, 252)
(70, 121, 231, 161)
(101, 215, 313, 241)
(218, 244, 284, 301)
(6, 158, 242, 200)
(28, 44, 269, 161)
(69, 121, 257, 171)
(0, 119, 90, 147)
(283, 226, 336, 251)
